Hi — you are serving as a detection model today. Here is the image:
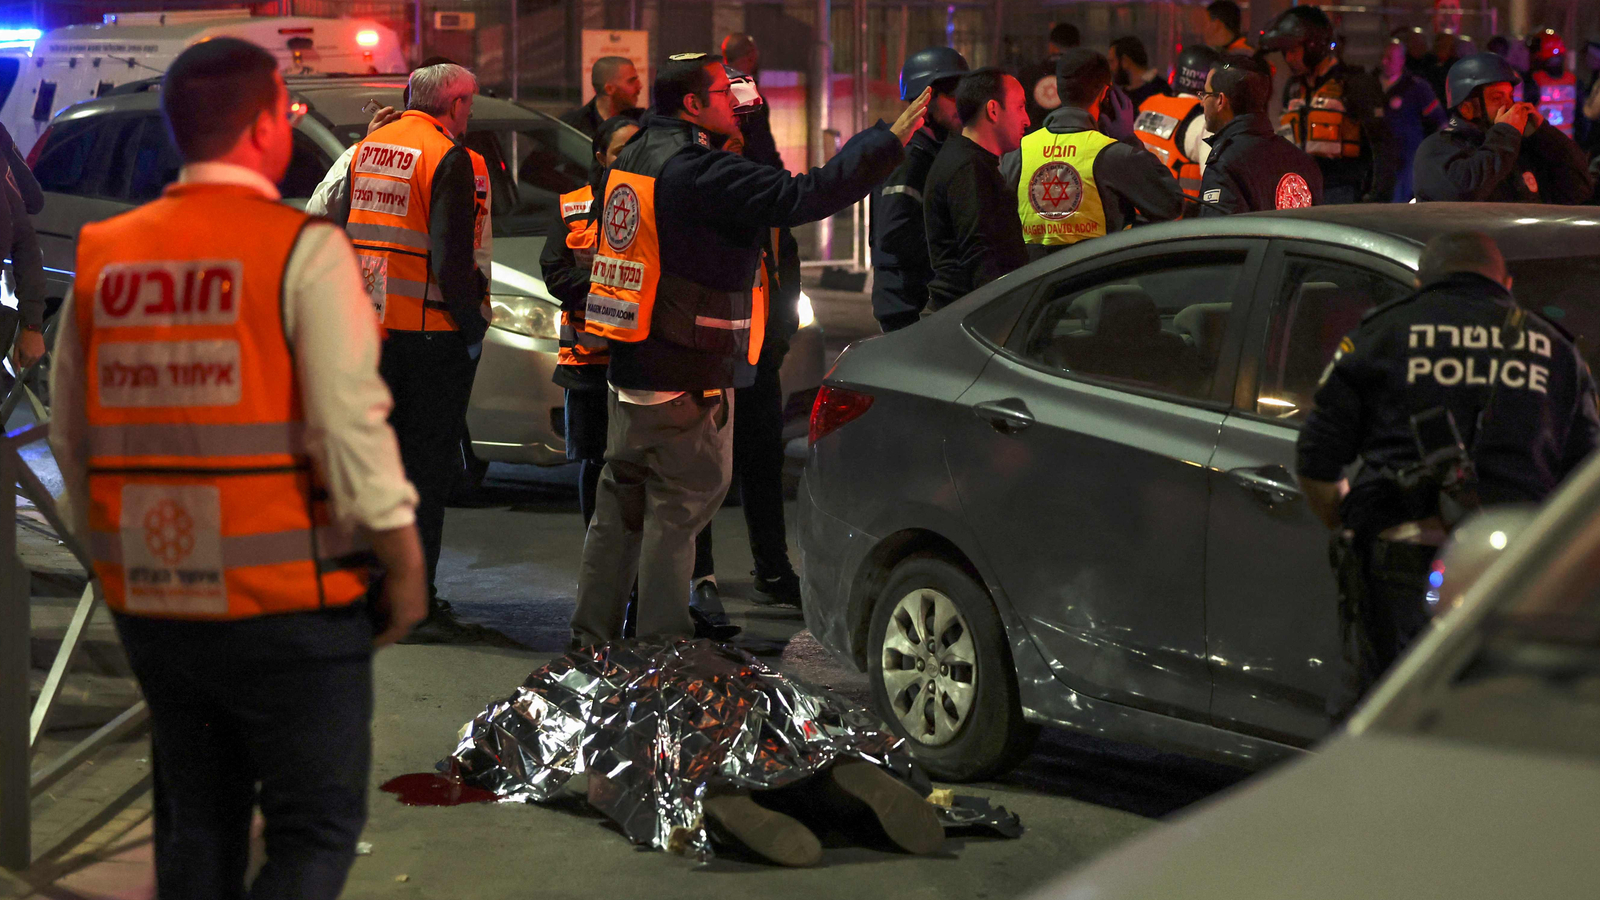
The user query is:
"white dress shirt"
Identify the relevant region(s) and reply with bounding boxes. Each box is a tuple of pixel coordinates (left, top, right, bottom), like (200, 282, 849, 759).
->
(50, 162, 418, 540)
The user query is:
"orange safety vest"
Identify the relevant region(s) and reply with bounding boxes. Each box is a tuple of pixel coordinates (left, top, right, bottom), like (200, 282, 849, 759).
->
(1281, 74, 1362, 160)
(75, 183, 370, 620)
(1134, 94, 1205, 200)
(555, 185, 610, 369)
(1528, 70, 1578, 137)
(345, 110, 489, 332)
(584, 126, 766, 366)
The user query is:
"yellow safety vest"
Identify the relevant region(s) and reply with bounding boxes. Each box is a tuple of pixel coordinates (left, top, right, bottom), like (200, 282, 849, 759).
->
(1016, 128, 1117, 247)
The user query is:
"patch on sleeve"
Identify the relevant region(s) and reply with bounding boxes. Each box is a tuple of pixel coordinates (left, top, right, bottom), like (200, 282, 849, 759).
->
(1202, 189, 1221, 203)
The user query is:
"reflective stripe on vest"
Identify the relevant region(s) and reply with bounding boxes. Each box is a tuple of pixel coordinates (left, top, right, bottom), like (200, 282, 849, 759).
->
(73, 183, 370, 620)
(1530, 71, 1577, 137)
(1281, 77, 1362, 160)
(1016, 128, 1117, 246)
(347, 111, 489, 332)
(1134, 94, 1205, 199)
(556, 185, 609, 368)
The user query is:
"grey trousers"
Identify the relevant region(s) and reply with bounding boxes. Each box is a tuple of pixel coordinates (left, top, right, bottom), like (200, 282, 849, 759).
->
(571, 389, 734, 646)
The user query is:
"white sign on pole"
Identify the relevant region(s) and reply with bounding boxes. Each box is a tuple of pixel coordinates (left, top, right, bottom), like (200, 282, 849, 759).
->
(581, 30, 650, 104)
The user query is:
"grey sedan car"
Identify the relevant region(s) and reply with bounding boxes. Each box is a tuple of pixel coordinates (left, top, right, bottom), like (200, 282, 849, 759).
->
(26, 76, 825, 470)
(799, 204, 1600, 781)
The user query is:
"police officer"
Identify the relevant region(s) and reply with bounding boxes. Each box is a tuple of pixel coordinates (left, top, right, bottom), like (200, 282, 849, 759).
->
(1523, 29, 1579, 138)
(338, 63, 492, 641)
(1134, 44, 1220, 212)
(869, 46, 968, 332)
(1260, 5, 1379, 204)
(1003, 48, 1182, 260)
(1413, 53, 1593, 204)
(1372, 37, 1447, 203)
(1296, 231, 1599, 715)
(1197, 55, 1323, 214)
(570, 53, 928, 646)
(48, 38, 425, 896)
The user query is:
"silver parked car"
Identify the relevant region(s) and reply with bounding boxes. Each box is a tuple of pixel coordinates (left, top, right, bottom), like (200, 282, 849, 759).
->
(27, 76, 825, 471)
(799, 204, 1600, 781)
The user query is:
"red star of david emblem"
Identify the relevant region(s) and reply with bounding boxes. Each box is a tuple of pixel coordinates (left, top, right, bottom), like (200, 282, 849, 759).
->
(1029, 163, 1081, 220)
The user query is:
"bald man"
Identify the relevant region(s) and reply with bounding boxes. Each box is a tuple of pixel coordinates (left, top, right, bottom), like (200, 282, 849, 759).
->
(1297, 230, 1599, 717)
(721, 32, 783, 168)
(562, 56, 642, 138)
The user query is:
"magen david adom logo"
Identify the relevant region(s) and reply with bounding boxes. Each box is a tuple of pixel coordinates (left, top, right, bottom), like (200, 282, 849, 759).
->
(143, 499, 195, 566)
(603, 183, 642, 251)
(1029, 162, 1084, 220)
(1275, 172, 1313, 210)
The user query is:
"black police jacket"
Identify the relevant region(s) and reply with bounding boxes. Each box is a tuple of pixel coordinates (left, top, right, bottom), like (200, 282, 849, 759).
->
(1296, 272, 1600, 537)
(1197, 113, 1325, 215)
(1412, 115, 1594, 204)
(868, 127, 942, 322)
(606, 114, 903, 392)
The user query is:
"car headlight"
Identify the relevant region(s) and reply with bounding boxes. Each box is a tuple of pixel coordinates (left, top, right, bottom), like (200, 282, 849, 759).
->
(797, 290, 815, 329)
(490, 293, 560, 339)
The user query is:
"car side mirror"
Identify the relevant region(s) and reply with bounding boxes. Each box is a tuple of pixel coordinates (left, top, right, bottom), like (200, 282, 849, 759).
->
(1430, 504, 1540, 616)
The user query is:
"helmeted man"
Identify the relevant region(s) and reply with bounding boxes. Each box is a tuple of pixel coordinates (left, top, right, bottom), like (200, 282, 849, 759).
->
(1197, 54, 1323, 215)
(1522, 29, 1578, 138)
(1413, 52, 1593, 204)
(1260, 5, 1378, 204)
(49, 38, 425, 896)
(1296, 231, 1599, 717)
(337, 63, 492, 640)
(1002, 49, 1183, 260)
(869, 46, 968, 332)
(1134, 43, 1220, 212)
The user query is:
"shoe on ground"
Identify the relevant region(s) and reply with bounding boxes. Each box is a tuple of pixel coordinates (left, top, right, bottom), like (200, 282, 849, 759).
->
(690, 605, 742, 641)
(750, 570, 802, 608)
(704, 793, 822, 867)
(820, 760, 944, 855)
(398, 606, 510, 646)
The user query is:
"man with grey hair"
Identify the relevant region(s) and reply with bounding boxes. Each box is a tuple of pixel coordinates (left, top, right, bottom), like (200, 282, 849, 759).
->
(562, 55, 642, 138)
(337, 61, 495, 642)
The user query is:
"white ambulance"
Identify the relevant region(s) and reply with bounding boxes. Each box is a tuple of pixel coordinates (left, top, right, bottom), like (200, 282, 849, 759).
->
(0, 10, 405, 156)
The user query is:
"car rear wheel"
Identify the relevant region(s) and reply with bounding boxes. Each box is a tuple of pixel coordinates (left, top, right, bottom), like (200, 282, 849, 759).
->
(868, 555, 1038, 781)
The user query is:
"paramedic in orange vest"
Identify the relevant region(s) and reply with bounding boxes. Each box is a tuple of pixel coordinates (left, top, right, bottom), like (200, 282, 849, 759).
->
(1523, 29, 1579, 138)
(1134, 44, 1220, 213)
(336, 62, 490, 641)
(569, 54, 929, 646)
(1002, 49, 1183, 262)
(47, 38, 424, 898)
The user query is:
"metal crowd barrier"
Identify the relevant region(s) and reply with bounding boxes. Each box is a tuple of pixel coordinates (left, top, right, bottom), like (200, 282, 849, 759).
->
(1, 348, 148, 871)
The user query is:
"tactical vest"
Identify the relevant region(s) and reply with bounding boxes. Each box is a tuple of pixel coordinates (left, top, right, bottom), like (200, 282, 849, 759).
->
(584, 126, 766, 366)
(555, 185, 610, 370)
(1016, 128, 1117, 246)
(1528, 70, 1578, 137)
(75, 183, 370, 620)
(345, 111, 490, 332)
(1135, 94, 1205, 200)
(1281, 74, 1362, 160)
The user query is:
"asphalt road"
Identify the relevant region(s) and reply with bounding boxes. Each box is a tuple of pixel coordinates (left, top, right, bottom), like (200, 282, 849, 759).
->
(341, 284, 1262, 898)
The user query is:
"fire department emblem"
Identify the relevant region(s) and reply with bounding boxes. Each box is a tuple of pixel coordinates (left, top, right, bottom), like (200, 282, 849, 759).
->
(1274, 172, 1313, 210)
(1028, 162, 1083, 220)
(143, 499, 195, 566)
(604, 183, 641, 251)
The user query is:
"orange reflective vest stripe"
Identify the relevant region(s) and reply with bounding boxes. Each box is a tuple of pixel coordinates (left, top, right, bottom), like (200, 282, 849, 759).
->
(556, 185, 609, 368)
(346, 110, 489, 332)
(1134, 94, 1205, 198)
(74, 182, 369, 620)
(1529, 70, 1578, 137)
(584, 127, 766, 366)
(1281, 76, 1362, 160)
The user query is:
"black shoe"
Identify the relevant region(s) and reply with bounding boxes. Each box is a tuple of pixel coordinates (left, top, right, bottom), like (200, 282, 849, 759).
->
(750, 570, 802, 608)
(690, 605, 742, 641)
(398, 606, 510, 646)
(704, 793, 821, 867)
(817, 760, 944, 855)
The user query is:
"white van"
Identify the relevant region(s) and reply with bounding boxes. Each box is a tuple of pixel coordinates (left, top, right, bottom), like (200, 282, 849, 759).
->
(0, 11, 405, 156)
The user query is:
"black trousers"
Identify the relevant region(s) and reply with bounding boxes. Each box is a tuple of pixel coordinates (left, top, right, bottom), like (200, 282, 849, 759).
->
(379, 331, 477, 603)
(1329, 535, 1435, 719)
(114, 610, 374, 900)
(564, 385, 609, 526)
(693, 356, 791, 581)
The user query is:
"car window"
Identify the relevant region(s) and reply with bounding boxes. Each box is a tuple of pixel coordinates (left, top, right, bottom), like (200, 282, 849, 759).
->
(1255, 255, 1411, 421)
(462, 119, 591, 237)
(101, 117, 142, 200)
(1005, 254, 1247, 401)
(127, 116, 183, 203)
(32, 120, 102, 195)
(280, 130, 331, 200)
(32, 81, 56, 122)
(0, 59, 19, 110)
(1506, 256, 1600, 376)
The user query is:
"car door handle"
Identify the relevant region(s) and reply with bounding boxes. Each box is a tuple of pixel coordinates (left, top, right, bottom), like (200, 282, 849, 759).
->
(972, 398, 1035, 434)
(1227, 465, 1301, 506)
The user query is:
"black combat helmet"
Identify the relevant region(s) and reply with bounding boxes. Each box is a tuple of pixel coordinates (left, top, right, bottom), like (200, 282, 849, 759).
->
(1445, 52, 1521, 109)
(899, 46, 970, 101)
(1173, 44, 1222, 95)
(1258, 6, 1335, 68)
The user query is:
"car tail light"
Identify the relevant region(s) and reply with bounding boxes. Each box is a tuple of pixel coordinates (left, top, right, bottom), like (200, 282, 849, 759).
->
(24, 126, 49, 169)
(809, 385, 873, 444)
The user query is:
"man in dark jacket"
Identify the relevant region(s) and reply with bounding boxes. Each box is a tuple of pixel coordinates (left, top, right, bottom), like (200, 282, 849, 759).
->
(924, 68, 1030, 314)
(1199, 55, 1323, 214)
(570, 54, 928, 646)
(1019, 23, 1081, 133)
(869, 46, 968, 332)
(560, 56, 643, 139)
(1413, 52, 1593, 204)
(1372, 37, 1448, 202)
(1260, 6, 1379, 204)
